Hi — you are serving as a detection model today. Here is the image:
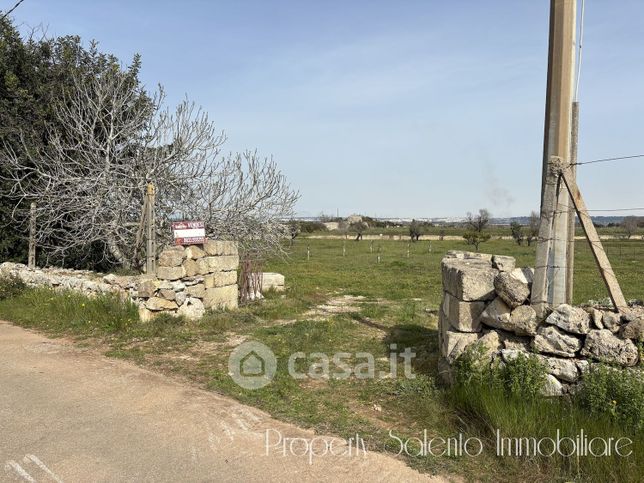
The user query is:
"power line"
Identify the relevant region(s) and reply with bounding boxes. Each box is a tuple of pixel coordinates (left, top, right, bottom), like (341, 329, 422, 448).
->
(0, 0, 25, 20)
(586, 207, 644, 213)
(574, 153, 644, 166)
(553, 207, 644, 215)
(574, 0, 585, 102)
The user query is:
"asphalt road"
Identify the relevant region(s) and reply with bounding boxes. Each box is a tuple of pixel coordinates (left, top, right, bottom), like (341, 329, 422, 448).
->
(0, 321, 444, 482)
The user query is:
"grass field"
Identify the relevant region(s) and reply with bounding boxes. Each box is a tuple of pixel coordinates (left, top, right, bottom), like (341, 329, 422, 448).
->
(1, 237, 643, 482)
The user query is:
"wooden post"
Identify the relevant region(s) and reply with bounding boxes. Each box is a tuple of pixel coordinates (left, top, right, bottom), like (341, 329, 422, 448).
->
(536, 0, 577, 311)
(559, 163, 628, 311)
(145, 183, 156, 276)
(343, 240, 346, 257)
(28, 202, 36, 268)
(566, 101, 579, 303)
(307, 245, 310, 261)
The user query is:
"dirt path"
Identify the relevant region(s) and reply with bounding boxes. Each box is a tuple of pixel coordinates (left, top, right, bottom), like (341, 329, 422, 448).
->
(0, 321, 447, 483)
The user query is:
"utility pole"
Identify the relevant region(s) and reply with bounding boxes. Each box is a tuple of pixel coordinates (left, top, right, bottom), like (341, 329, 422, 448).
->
(533, 0, 577, 316)
(566, 101, 579, 303)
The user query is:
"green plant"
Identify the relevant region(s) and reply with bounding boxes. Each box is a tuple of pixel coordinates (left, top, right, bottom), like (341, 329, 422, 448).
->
(496, 353, 547, 399)
(0, 274, 26, 300)
(453, 349, 547, 399)
(576, 364, 644, 430)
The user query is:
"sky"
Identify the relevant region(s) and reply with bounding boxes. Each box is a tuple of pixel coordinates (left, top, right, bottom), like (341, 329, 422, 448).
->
(10, 0, 644, 218)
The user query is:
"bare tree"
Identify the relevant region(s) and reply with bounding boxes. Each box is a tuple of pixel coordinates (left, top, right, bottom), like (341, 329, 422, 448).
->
(621, 216, 638, 240)
(2, 66, 298, 268)
(465, 209, 490, 232)
(526, 211, 540, 246)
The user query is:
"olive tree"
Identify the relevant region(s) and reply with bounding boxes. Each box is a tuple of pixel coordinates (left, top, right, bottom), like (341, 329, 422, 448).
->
(463, 209, 491, 251)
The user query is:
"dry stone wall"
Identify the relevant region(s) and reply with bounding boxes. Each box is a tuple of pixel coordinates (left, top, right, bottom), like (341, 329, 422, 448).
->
(137, 240, 239, 321)
(438, 251, 643, 396)
(0, 239, 239, 322)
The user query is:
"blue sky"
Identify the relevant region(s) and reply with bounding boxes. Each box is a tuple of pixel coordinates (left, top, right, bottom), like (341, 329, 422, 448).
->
(12, 0, 644, 217)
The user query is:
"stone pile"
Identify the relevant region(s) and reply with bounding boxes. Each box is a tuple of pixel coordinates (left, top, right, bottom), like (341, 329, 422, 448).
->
(136, 240, 239, 321)
(438, 251, 643, 396)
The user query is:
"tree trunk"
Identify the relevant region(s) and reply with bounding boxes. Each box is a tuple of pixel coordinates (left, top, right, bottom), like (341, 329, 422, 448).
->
(107, 235, 131, 269)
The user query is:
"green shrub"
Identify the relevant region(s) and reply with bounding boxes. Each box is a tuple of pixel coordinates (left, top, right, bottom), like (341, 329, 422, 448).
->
(0, 274, 26, 300)
(576, 364, 644, 431)
(496, 352, 547, 399)
(453, 348, 547, 399)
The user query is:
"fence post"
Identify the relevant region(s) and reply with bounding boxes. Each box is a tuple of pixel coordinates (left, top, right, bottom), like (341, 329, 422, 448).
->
(28, 202, 36, 268)
(145, 183, 156, 276)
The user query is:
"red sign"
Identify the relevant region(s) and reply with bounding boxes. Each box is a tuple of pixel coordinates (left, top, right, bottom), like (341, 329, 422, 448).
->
(172, 221, 206, 245)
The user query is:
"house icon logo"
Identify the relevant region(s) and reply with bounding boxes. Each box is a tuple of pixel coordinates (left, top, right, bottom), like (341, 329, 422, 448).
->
(228, 341, 277, 389)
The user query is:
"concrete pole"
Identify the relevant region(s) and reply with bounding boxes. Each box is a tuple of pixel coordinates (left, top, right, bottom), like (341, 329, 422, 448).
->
(539, 0, 576, 307)
(566, 101, 579, 303)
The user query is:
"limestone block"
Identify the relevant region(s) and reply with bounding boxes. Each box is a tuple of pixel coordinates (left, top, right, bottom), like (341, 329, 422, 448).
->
(159, 289, 176, 301)
(442, 291, 484, 332)
(479, 297, 512, 331)
(468, 331, 501, 360)
(545, 304, 591, 335)
(602, 312, 621, 333)
(175, 291, 187, 306)
(262, 272, 285, 292)
(535, 355, 579, 382)
(183, 258, 199, 277)
(494, 272, 529, 308)
(441, 258, 498, 302)
(185, 245, 206, 260)
(177, 297, 205, 320)
(620, 314, 644, 342)
(204, 271, 238, 288)
(532, 326, 582, 357)
(509, 267, 534, 286)
(156, 265, 186, 281)
(541, 374, 564, 397)
(203, 284, 239, 310)
(146, 297, 178, 311)
(508, 305, 539, 336)
(158, 247, 185, 267)
(492, 255, 516, 272)
(207, 255, 239, 272)
(581, 329, 639, 366)
(186, 283, 206, 299)
(137, 279, 157, 298)
(440, 323, 479, 362)
(204, 240, 238, 256)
